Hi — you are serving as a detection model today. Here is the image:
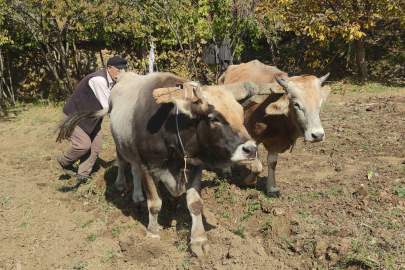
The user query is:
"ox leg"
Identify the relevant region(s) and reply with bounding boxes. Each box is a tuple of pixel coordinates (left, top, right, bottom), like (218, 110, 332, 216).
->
(141, 171, 162, 239)
(187, 167, 210, 257)
(243, 158, 263, 186)
(266, 153, 280, 198)
(221, 167, 232, 179)
(115, 151, 127, 191)
(131, 163, 145, 203)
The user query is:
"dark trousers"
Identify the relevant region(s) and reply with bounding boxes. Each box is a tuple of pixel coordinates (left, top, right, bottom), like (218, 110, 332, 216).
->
(59, 114, 102, 177)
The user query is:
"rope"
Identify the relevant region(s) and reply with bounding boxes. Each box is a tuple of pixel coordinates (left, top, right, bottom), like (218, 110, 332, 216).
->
(175, 107, 188, 183)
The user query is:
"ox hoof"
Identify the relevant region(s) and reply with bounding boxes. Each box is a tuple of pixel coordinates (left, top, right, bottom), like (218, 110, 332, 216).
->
(146, 230, 160, 239)
(190, 239, 210, 257)
(268, 190, 281, 198)
(243, 175, 257, 186)
(115, 182, 127, 191)
(133, 195, 145, 203)
(221, 168, 232, 179)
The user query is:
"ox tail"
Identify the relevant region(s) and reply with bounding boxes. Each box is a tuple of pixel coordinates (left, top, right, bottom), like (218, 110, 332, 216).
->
(55, 107, 109, 143)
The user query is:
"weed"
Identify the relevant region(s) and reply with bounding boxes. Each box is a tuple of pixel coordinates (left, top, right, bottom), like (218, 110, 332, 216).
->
(110, 197, 125, 208)
(110, 222, 139, 237)
(181, 260, 191, 268)
(215, 179, 230, 198)
(297, 209, 309, 218)
(0, 196, 13, 208)
(97, 190, 105, 202)
(278, 233, 293, 248)
(396, 187, 404, 197)
(261, 217, 273, 234)
(107, 185, 116, 192)
(228, 194, 236, 204)
(72, 263, 88, 269)
(102, 248, 116, 263)
(103, 204, 110, 213)
(82, 218, 101, 229)
(219, 211, 229, 219)
(306, 192, 322, 199)
(87, 233, 101, 243)
(21, 222, 31, 228)
(233, 224, 246, 239)
(241, 201, 261, 221)
(177, 244, 187, 252)
(325, 188, 344, 196)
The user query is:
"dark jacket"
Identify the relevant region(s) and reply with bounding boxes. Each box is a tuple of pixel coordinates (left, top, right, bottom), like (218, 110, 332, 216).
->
(63, 69, 109, 134)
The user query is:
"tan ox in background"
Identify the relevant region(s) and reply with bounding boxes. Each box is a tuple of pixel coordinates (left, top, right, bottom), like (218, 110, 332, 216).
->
(219, 60, 331, 198)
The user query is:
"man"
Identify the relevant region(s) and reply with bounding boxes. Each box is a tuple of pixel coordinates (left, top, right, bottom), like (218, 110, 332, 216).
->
(57, 56, 128, 184)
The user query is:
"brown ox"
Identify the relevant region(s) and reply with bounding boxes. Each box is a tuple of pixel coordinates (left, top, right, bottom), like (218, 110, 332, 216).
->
(219, 60, 331, 197)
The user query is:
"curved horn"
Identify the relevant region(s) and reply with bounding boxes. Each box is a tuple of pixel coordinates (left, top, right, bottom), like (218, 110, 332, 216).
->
(318, 72, 330, 84)
(275, 76, 288, 89)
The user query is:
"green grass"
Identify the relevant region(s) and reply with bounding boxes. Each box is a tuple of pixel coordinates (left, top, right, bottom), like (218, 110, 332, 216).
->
(110, 222, 139, 237)
(261, 217, 273, 234)
(241, 201, 261, 221)
(233, 224, 246, 239)
(21, 222, 31, 228)
(82, 218, 102, 229)
(87, 233, 101, 243)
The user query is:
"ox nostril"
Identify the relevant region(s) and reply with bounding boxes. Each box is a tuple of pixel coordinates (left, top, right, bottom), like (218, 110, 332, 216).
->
(312, 133, 324, 141)
(243, 146, 257, 158)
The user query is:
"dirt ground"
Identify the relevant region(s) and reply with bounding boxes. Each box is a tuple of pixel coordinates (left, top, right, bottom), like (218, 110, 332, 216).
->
(1, 83, 405, 270)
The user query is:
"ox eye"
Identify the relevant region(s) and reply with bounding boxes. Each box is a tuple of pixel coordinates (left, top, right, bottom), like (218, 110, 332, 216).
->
(293, 102, 302, 110)
(208, 114, 221, 124)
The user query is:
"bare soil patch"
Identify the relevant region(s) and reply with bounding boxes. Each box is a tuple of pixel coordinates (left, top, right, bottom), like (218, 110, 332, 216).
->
(0, 86, 404, 269)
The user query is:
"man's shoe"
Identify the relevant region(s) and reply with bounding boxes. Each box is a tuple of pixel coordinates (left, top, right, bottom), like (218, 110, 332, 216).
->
(57, 156, 77, 176)
(76, 176, 91, 185)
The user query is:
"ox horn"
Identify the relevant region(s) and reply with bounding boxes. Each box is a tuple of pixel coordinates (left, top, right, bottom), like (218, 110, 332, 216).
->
(275, 76, 289, 90)
(318, 72, 330, 84)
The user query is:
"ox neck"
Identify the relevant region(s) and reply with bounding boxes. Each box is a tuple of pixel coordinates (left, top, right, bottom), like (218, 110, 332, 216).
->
(283, 114, 296, 153)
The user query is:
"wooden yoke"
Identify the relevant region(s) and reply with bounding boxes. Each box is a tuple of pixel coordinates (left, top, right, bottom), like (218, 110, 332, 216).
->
(152, 81, 285, 104)
(153, 82, 202, 104)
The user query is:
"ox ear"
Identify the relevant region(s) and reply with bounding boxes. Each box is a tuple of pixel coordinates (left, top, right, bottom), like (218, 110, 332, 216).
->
(321, 85, 331, 103)
(170, 97, 195, 118)
(265, 95, 290, 115)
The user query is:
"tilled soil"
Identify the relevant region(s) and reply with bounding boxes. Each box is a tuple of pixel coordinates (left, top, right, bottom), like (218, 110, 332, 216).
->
(0, 86, 404, 270)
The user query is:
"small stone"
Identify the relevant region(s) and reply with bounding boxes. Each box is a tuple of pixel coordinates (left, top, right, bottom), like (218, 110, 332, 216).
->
(210, 209, 217, 215)
(273, 208, 284, 216)
(261, 202, 273, 213)
(247, 190, 261, 200)
(170, 220, 177, 227)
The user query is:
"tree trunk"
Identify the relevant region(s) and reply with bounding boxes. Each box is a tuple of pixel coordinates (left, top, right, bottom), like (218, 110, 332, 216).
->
(5, 50, 15, 104)
(0, 49, 3, 108)
(354, 36, 368, 80)
(270, 41, 276, 66)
